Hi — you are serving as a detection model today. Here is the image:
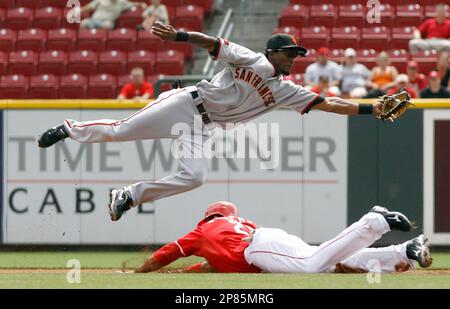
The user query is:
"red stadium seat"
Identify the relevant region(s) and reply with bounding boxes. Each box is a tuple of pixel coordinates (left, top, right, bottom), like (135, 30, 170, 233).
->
(396, 4, 424, 27)
(0, 74, 29, 99)
(424, 5, 449, 19)
(7, 50, 37, 75)
(38, 50, 68, 75)
(15, 0, 40, 8)
(154, 50, 184, 75)
(6, 7, 34, 30)
(272, 27, 301, 42)
(16, 29, 47, 52)
(87, 74, 117, 99)
(148, 74, 171, 93)
(0, 0, 15, 9)
(290, 0, 342, 4)
(68, 50, 98, 75)
(184, 0, 214, 16)
(127, 50, 155, 75)
(166, 40, 194, 61)
(411, 50, 440, 74)
(309, 4, 337, 28)
(300, 27, 330, 50)
(106, 28, 136, 52)
(136, 31, 165, 52)
(331, 26, 360, 50)
(47, 28, 76, 52)
(41, 0, 68, 8)
(0, 51, 6, 75)
(363, 4, 394, 28)
(59, 74, 88, 98)
(161, 0, 183, 6)
(166, 5, 176, 24)
(278, 4, 309, 28)
(337, 4, 365, 27)
(291, 49, 317, 74)
(98, 50, 127, 75)
(28, 74, 59, 99)
(116, 6, 144, 29)
(327, 49, 345, 64)
(391, 27, 415, 50)
(386, 49, 409, 72)
(360, 27, 390, 51)
(78, 29, 107, 52)
(0, 9, 5, 28)
(355, 49, 377, 70)
(116, 74, 131, 97)
(34, 7, 62, 30)
(0, 28, 17, 52)
(174, 5, 204, 32)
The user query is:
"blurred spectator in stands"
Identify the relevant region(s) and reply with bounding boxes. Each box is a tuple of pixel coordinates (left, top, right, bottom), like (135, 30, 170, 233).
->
(339, 48, 370, 98)
(305, 47, 341, 95)
(364, 51, 398, 98)
(80, 0, 146, 30)
(409, 3, 450, 53)
(436, 51, 450, 90)
(117, 67, 154, 101)
(406, 61, 428, 97)
(386, 74, 417, 98)
(140, 0, 169, 31)
(420, 71, 450, 98)
(310, 76, 338, 97)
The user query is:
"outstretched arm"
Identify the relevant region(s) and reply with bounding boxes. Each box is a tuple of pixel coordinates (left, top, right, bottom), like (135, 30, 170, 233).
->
(150, 22, 218, 54)
(135, 255, 164, 273)
(312, 97, 383, 118)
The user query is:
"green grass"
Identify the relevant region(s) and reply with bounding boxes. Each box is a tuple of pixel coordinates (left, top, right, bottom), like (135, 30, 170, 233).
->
(0, 252, 450, 289)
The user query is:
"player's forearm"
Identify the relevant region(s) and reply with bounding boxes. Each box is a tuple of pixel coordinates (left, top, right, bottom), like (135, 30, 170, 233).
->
(313, 97, 360, 115)
(134, 256, 164, 273)
(184, 32, 218, 53)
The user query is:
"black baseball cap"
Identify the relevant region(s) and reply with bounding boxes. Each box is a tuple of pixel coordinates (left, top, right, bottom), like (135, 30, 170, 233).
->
(265, 33, 308, 57)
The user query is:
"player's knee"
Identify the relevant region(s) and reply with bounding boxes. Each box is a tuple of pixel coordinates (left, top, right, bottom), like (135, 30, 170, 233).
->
(187, 168, 207, 188)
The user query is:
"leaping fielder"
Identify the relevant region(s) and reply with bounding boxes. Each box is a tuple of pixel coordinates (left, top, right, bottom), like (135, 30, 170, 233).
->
(38, 22, 386, 221)
(133, 202, 432, 274)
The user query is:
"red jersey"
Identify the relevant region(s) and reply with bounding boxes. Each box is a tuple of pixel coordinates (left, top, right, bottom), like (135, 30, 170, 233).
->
(153, 216, 260, 273)
(419, 18, 450, 39)
(408, 73, 428, 96)
(120, 82, 154, 99)
(387, 86, 417, 98)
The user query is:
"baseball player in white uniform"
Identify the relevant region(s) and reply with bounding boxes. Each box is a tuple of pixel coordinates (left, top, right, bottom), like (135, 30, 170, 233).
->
(244, 206, 432, 273)
(38, 22, 385, 221)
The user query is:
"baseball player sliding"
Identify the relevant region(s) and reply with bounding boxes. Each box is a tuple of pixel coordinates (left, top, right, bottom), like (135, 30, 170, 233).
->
(134, 202, 432, 274)
(38, 22, 385, 222)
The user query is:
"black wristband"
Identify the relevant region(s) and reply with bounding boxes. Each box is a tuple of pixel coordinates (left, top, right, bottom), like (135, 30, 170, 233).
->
(358, 104, 373, 115)
(175, 31, 189, 41)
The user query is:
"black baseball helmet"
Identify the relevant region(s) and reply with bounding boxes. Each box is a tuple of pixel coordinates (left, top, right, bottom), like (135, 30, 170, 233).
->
(265, 33, 308, 57)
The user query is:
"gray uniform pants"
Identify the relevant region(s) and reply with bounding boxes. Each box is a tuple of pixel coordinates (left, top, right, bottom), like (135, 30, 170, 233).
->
(63, 86, 210, 205)
(409, 38, 450, 53)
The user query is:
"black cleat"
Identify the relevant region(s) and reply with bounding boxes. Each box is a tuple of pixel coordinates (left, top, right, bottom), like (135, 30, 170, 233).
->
(406, 234, 433, 268)
(38, 125, 69, 148)
(108, 189, 133, 221)
(370, 205, 415, 232)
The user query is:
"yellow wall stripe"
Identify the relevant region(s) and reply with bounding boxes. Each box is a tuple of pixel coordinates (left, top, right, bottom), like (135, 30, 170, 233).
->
(0, 99, 450, 109)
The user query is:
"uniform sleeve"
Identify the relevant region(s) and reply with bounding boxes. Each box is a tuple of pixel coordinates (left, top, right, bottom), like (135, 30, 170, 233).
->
(281, 81, 326, 115)
(418, 19, 430, 38)
(120, 83, 132, 98)
(210, 38, 259, 66)
(153, 227, 203, 265)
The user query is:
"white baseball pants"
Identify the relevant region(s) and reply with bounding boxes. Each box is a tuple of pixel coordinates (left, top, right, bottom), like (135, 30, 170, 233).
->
(63, 87, 210, 205)
(244, 212, 403, 273)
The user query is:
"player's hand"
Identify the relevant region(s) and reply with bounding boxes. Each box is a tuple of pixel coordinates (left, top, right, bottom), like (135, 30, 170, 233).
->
(151, 22, 177, 41)
(373, 102, 383, 119)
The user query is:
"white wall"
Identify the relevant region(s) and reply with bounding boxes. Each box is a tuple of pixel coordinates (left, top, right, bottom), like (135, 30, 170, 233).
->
(2, 109, 347, 244)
